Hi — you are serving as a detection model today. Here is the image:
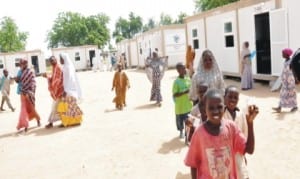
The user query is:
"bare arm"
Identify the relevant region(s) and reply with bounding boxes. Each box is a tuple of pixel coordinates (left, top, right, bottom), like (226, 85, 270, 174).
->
(173, 89, 189, 98)
(245, 105, 259, 154)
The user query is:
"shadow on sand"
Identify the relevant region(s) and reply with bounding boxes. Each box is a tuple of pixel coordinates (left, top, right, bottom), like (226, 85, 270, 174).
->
(175, 172, 190, 179)
(104, 108, 120, 113)
(273, 110, 296, 120)
(134, 103, 159, 110)
(0, 126, 39, 139)
(158, 137, 186, 154)
(26, 125, 73, 136)
(0, 125, 81, 138)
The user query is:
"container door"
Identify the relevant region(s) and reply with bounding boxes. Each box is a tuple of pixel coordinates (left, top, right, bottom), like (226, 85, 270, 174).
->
(270, 8, 288, 76)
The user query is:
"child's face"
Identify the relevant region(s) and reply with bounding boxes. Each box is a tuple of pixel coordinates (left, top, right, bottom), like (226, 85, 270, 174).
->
(206, 96, 224, 125)
(224, 90, 239, 111)
(197, 85, 208, 100)
(177, 66, 186, 76)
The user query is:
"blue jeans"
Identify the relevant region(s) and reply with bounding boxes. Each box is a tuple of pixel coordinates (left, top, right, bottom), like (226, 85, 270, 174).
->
(176, 113, 189, 131)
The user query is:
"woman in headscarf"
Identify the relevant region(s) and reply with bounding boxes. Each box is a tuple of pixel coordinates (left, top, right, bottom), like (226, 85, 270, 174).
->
(145, 51, 168, 106)
(240, 41, 254, 90)
(16, 59, 41, 132)
(186, 45, 195, 77)
(189, 49, 225, 104)
(272, 48, 298, 113)
(59, 53, 83, 127)
(44, 56, 64, 128)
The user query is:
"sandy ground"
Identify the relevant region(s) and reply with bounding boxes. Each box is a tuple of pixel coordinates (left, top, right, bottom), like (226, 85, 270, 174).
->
(0, 69, 300, 179)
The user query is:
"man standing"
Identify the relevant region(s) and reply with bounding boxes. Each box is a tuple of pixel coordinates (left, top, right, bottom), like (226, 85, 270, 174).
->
(0, 69, 15, 112)
(43, 56, 64, 128)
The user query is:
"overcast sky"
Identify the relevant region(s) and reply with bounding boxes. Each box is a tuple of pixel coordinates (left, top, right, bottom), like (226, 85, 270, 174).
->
(0, 0, 195, 55)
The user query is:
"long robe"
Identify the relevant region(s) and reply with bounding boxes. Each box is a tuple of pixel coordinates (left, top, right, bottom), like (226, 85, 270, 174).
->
(17, 68, 40, 130)
(241, 48, 253, 89)
(279, 58, 297, 108)
(47, 64, 64, 123)
(59, 53, 83, 126)
(112, 71, 129, 108)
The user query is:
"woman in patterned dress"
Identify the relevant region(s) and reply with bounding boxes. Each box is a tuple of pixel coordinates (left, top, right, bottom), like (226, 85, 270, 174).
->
(145, 51, 168, 106)
(273, 48, 298, 113)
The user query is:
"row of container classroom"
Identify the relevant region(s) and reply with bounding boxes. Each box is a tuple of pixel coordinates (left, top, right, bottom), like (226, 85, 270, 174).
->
(0, 50, 46, 77)
(117, 0, 300, 80)
(116, 24, 187, 68)
(0, 45, 105, 77)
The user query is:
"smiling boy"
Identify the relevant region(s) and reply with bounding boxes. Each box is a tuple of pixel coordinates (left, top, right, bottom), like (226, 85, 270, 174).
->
(185, 88, 258, 179)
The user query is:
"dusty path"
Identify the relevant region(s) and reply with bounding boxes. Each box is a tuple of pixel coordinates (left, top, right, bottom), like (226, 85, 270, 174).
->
(0, 69, 299, 179)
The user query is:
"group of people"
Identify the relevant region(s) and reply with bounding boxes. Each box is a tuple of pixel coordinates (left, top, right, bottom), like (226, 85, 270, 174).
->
(111, 50, 168, 110)
(172, 48, 259, 179)
(0, 53, 83, 132)
(170, 44, 299, 178)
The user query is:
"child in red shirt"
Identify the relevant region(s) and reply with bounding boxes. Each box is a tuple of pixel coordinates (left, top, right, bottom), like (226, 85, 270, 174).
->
(185, 88, 258, 179)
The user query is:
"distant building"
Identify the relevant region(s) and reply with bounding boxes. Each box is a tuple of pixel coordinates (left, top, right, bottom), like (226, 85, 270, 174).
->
(0, 49, 46, 77)
(116, 24, 187, 68)
(185, 0, 300, 80)
(51, 45, 101, 71)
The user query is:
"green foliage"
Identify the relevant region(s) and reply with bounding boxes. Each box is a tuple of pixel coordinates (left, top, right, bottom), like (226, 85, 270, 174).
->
(113, 12, 143, 43)
(143, 18, 156, 32)
(159, 13, 173, 26)
(47, 12, 110, 49)
(0, 17, 28, 52)
(174, 12, 188, 24)
(195, 0, 238, 11)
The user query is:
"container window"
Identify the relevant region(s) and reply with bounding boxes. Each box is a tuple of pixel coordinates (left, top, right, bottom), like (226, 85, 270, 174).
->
(75, 52, 80, 61)
(225, 35, 234, 47)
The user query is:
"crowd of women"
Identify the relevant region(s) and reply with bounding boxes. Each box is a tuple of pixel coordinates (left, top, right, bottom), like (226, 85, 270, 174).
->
(0, 53, 83, 132)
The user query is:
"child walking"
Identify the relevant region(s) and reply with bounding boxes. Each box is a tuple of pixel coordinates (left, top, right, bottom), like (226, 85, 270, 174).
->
(224, 85, 251, 179)
(273, 48, 298, 113)
(0, 69, 15, 112)
(185, 88, 259, 179)
(112, 63, 130, 110)
(173, 63, 193, 138)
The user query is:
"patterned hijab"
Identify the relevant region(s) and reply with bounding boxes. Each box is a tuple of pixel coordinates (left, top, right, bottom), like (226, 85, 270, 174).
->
(189, 49, 225, 101)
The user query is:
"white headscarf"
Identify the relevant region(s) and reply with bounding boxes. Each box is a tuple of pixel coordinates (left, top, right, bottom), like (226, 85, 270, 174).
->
(60, 53, 82, 99)
(189, 49, 225, 101)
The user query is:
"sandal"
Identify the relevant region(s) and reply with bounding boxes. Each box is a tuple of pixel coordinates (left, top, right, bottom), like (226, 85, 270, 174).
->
(272, 107, 281, 113)
(291, 107, 298, 112)
(45, 123, 53, 129)
(37, 120, 41, 127)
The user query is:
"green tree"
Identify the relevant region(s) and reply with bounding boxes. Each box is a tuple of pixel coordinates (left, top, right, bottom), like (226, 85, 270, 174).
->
(0, 17, 28, 52)
(113, 12, 143, 43)
(195, 0, 238, 11)
(159, 13, 173, 26)
(174, 12, 187, 24)
(143, 18, 156, 32)
(85, 14, 110, 48)
(47, 12, 110, 48)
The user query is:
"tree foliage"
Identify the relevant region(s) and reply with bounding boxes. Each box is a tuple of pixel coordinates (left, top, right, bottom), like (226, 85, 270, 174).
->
(113, 12, 143, 43)
(195, 0, 238, 11)
(47, 12, 110, 49)
(174, 12, 188, 24)
(0, 17, 28, 52)
(159, 13, 173, 26)
(143, 18, 156, 32)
